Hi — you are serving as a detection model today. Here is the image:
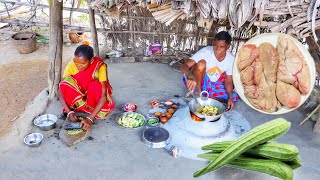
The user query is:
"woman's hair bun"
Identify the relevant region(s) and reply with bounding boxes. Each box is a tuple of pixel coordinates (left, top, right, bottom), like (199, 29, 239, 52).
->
(82, 40, 90, 46)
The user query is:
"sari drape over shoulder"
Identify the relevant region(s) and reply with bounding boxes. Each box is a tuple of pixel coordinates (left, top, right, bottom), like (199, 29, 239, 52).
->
(59, 57, 115, 118)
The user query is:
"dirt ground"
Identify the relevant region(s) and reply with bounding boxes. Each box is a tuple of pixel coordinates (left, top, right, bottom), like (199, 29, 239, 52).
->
(0, 27, 76, 138)
(0, 60, 47, 138)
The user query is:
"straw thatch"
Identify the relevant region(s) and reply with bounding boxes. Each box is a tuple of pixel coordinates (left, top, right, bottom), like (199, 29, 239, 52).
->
(90, 0, 320, 42)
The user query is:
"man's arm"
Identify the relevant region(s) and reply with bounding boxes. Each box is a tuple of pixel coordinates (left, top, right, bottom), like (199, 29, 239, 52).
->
(225, 75, 235, 110)
(181, 59, 198, 92)
(181, 59, 196, 77)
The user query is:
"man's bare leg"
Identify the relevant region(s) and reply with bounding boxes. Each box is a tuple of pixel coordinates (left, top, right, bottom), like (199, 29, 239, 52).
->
(193, 60, 206, 95)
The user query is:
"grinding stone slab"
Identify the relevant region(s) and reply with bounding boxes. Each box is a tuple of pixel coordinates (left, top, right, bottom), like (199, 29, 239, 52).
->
(59, 116, 88, 147)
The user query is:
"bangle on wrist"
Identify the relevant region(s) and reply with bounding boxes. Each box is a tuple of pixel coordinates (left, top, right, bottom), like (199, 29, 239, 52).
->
(86, 117, 93, 123)
(67, 111, 74, 118)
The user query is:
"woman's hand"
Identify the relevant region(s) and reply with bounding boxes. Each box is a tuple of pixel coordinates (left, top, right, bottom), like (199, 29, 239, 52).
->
(68, 112, 78, 122)
(81, 117, 93, 131)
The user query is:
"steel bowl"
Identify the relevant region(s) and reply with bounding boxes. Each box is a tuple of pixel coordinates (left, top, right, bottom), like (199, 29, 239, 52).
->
(121, 103, 137, 112)
(188, 98, 226, 122)
(24, 133, 43, 147)
(116, 112, 146, 129)
(33, 114, 57, 131)
(146, 117, 160, 127)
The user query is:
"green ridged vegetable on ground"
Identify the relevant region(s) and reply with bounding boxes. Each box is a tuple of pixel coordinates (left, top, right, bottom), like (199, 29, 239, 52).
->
(201, 141, 301, 169)
(193, 118, 291, 177)
(198, 152, 293, 180)
(202, 141, 299, 161)
(285, 156, 302, 169)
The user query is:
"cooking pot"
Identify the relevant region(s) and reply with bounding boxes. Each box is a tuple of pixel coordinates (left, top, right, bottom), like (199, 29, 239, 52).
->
(188, 96, 226, 122)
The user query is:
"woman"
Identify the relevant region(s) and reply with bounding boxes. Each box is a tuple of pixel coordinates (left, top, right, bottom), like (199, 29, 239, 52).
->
(58, 41, 115, 130)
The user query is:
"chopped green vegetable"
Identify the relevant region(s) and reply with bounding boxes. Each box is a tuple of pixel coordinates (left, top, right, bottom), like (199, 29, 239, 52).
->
(147, 119, 158, 125)
(118, 113, 145, 128)
(67, 129, 83, 135)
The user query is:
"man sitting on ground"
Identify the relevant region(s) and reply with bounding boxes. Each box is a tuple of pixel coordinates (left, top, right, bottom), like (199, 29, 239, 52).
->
(181, 31, 238, 111)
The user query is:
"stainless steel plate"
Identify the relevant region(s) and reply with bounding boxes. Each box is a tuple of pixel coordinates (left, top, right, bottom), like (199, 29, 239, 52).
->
(141, 127, 171, 148)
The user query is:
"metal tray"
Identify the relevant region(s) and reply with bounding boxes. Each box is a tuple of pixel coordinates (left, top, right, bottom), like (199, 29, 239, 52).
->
(141, 127, 171, 148)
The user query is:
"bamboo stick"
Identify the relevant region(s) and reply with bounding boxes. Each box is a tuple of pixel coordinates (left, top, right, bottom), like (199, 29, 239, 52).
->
(152, 8, 171, 17)
(3, 1, 10, 19)
(253, 21, 280, 28)
(165, 11, 184, 26)
(160, 22, 163, 55)
(69, 0, 75, 25)
(0, 5, 30, 19)
(159, 11, 176, 23)
(300, 104, 320, 126)
(88, 2, 99, 56)
(154, 11, 172, 21)
(147, 4, 158, 9)
(178, 13, 187, 20)
(149, 3, 171, 12)
(1, 19, 209, 37)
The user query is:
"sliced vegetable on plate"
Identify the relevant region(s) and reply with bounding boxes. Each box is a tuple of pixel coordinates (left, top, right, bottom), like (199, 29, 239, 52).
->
(117, 112, 145, 128)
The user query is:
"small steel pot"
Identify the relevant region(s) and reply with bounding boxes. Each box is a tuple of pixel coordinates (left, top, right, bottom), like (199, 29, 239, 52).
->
(146, 117, 159, 128)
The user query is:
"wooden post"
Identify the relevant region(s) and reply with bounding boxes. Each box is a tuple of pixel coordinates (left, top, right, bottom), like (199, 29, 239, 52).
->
(131, 19, 136, 55)
(69, 0, 75, 25)
(160, 23, 163, 55)
(87, 1, 99, 56)
(48, 0, 63, 100)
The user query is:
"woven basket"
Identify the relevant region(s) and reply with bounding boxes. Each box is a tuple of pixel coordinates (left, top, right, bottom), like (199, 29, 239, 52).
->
(11, 32, 37, 54)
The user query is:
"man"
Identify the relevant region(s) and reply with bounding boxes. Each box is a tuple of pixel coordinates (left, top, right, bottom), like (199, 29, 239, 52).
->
(181, 31, 238, 111)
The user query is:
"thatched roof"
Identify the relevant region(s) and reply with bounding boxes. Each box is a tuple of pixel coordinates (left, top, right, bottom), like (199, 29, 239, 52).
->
(90, 0, 320, 41)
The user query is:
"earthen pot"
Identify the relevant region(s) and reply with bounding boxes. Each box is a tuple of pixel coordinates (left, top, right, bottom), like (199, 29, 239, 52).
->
(69, 31, 85, 43)
(160, 115, 168, 123)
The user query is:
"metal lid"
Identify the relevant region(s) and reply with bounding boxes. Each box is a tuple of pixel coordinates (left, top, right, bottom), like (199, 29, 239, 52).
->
(141, 127, 171, 148)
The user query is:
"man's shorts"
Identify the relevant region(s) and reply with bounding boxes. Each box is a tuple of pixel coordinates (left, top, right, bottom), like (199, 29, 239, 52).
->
(183, 74, 239, 102)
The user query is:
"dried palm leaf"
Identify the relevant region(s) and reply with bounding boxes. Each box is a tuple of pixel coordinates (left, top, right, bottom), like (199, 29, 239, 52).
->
(152, 7, 171, 16)
(311, 0, 320, 41)
(178, 13, 187, 20)
(237, 0, 254, 28)
(270, 12, 306, 32)
(149, 3, 172, 12)
(218, 0, 228, 20)
(228, 0, 239, 28)
(197, 0, 211, 18)
(165, 11, 184, 26)
(307, 0, 317, 22)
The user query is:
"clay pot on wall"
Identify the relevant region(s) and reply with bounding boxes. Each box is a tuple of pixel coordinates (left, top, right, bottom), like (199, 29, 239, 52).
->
(68, 31, 85, 43)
